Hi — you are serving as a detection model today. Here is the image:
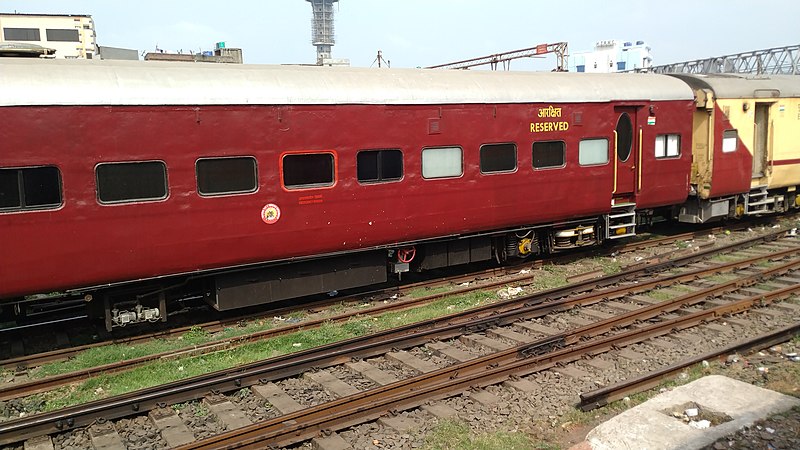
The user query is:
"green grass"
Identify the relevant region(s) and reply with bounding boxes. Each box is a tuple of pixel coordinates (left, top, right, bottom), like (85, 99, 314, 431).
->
(645, 289, 674, 301)
(675, 240, 690, 249)
(592, 257, 622, 275)
(530, 265, 569, 291)
(423, 420, 546, 450)
(409, 286, 454, 299)
(33, 290, 495, 412)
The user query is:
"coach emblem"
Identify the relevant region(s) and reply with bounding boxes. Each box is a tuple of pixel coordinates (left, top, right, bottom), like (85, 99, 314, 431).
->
(261, 203, 281, 224)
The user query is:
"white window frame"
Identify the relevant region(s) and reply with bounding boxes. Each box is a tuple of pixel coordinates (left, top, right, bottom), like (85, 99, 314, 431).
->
(655, 134, 681, 159)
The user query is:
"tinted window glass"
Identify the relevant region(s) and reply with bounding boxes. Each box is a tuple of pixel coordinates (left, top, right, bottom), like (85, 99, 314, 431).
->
(480, 143, 517, 173)
(0, 167, 61, 210)
(616, 113, 633, 162)
(3, 28, 40, 41)
(96, 161, 167, 203)
(357, 149, 403, 183)
(532, 141, 565, 169)
(23, 167, 62, 206)
(422, 147, 463, 179)
(283, 153, 334, 189)
(45, 29, 80, 42)
(579, 139, 609, 165)
(0, 170, 21, 209)
(196, 157, 257, 195)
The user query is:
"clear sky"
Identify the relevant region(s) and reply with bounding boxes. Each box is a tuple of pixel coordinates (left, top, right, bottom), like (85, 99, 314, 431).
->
(2, 0, 799, 69)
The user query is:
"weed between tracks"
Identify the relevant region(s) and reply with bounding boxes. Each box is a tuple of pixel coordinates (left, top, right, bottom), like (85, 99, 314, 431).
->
(35, 290, 498, 412)
(423, 419, 546, 450)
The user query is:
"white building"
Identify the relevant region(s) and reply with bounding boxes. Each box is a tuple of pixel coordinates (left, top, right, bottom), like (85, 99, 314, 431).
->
(0, 13, 96, 59)
(569, 40, 652, 73)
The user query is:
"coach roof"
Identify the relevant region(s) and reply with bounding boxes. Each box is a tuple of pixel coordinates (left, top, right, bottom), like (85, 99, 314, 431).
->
(670, 73, 800, 99)
(0, 58, 693, 107)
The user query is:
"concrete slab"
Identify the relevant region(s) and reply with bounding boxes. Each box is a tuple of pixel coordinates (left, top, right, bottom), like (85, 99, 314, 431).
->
(566, 315, 594, 327)
(604, 301, 640, 313)
(460, 334, 511, 352)
(751, 308, 783, 320)
(514, 321, 561, 336)
(203, 396, 252, 430)
(252, 382, 304, 414)
(421, 402, 460, 419)
(580, 309, 614, 321)
(583, 358, 614, 371)
(88, 422, 124, 450)
(468, 389, 500, 406)
(23, 436, 54, 450)
(701, 323, 731, 335)
(616, 348, 646, 361)
(554, 365, 591, 380)
(502, 377, 540, 393)
(149, 407, 195, 448)
(312, 433, 352, 450)
(304, 370, 360, 398)
(585, 375, 800, 450)
(426, 341, 474, 363)
(773, 301, 800, 313)
(345, 360, 399, 386)
(487, 327, 536, 344)
(378, 414, 422, 432)
(387, 350, 438, 374)
(722, 316, 751, 328)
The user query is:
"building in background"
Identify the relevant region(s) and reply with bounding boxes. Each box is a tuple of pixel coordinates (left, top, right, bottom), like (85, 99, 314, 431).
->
(144, 42, 243, 64)
(569, 40, 652, 73)
(0, 13, 97, 59)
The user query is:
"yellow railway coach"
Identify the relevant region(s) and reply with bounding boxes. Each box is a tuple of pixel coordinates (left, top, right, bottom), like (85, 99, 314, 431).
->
(672, 74, 800, 223)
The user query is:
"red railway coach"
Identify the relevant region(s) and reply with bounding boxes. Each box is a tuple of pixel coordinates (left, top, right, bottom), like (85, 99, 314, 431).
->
(0, 59, 695, 330)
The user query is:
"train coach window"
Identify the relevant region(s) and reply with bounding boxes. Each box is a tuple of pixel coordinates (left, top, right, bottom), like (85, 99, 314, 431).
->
(422, 147, 463, 179)
(45, 29, 80, 42)
(3, 28, 40, 41)
(282, 153, 335, 189)
(722, 130, 738, 153)
(357, 149, 403, 183)
(615, 113, 633, 162)
(480, 143, 517, 174)
(196, 157, 257, 196)
(96, 161, 168, 203)
(532, 141, 565, 169)
(0, 167, 62, 211)
(655, 134, 681, 158)
(579, 139, 609, 166)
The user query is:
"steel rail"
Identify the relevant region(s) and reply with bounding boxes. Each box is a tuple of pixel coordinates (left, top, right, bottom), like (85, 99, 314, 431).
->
(0, 227, 751, 400)
(579, 322, 800, 411)
(0, 221, 760, 371)
(0, 231, 791, 444)
(179, 278, 800, 448)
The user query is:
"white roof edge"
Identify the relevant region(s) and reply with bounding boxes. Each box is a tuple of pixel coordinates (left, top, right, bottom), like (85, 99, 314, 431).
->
(0, 59, 694, 107)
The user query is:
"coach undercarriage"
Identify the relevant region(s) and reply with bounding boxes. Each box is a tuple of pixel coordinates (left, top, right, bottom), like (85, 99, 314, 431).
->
(677, 186, 799, 224)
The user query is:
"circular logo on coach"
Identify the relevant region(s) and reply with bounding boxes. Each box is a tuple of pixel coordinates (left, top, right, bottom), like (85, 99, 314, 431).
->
(261, 203, 281, 224)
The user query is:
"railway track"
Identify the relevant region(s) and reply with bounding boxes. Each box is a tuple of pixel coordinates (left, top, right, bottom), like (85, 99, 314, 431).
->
(2, 228, 798, 448)
(0, 220, 774, 375)
(0, 225, 782, 402)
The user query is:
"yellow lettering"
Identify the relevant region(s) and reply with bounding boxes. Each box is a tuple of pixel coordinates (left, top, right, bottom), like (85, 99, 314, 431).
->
(529, 121, 570, 133)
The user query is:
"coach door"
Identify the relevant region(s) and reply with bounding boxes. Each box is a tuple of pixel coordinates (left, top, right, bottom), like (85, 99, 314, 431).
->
(752, 103, 770, 178)
(613, 107, 639, 197)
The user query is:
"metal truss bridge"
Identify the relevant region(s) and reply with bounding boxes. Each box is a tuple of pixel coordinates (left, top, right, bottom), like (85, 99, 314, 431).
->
(644, 44, 799, 75)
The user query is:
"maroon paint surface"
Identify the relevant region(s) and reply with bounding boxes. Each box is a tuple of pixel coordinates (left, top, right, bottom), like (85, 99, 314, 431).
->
(1, 100, 693, 298)
(708, 105, 753, 197)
